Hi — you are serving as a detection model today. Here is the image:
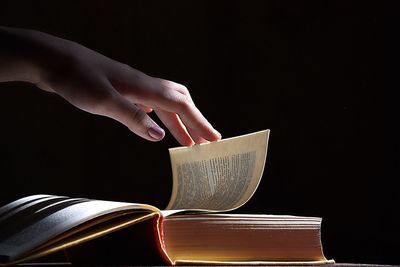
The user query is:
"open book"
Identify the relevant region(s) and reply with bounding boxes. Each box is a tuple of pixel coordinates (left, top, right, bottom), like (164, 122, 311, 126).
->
(0, 130, 333, 266)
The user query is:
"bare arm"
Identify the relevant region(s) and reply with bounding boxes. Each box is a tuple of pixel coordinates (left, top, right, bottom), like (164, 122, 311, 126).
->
(0, 26, 221, 145)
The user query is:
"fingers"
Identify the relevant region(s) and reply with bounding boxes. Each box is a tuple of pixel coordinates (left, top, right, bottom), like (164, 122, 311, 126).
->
(110, 69, 221, 145)
(161, 90, 221, 142)
(176, 100, 221, 142)
(136, 79, 221, 144)
(98, 92, 165, 142)
(155, 110, 194, 146)
(186, 126, 210, 144)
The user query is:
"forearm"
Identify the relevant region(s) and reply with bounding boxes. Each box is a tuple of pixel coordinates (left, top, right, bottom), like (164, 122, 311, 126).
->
(0, 26, 75, 89)
(0, 26, 42, 84)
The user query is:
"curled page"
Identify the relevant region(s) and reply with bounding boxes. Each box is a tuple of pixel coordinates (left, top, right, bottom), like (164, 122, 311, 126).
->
(166, 130, 270, 211)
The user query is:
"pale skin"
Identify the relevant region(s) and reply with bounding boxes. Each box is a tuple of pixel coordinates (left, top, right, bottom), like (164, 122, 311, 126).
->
(0, 26, 221, 146)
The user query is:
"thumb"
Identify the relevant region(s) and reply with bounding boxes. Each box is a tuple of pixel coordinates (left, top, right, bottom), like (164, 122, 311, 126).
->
(100, 93, 165, 142)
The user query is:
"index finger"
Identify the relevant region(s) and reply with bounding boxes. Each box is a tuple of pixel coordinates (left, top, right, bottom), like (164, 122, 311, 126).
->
(145, 80, 221, 142)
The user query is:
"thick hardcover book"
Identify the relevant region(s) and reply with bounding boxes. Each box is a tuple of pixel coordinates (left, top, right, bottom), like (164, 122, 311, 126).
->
(0, 130, 333, 265)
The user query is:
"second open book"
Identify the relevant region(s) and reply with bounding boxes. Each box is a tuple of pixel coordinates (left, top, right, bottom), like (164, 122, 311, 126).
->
(0, 130, 333, 265)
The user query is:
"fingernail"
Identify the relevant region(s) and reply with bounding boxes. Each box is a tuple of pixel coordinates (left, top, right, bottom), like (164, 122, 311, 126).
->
(148, 126, 165, 140)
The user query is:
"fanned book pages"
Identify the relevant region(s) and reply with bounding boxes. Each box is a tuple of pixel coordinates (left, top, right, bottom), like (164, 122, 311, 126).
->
(0, 130, 334, 266)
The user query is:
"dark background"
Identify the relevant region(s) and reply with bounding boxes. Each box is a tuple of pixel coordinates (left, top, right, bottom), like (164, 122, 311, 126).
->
(0, 0, 391, 265)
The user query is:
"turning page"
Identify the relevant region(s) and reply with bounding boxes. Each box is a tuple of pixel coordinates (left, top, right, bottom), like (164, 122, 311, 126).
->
(166, 130, 269, 211)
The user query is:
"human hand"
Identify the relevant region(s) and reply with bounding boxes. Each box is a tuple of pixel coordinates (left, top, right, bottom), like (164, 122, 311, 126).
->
(0, 27, 221, 145)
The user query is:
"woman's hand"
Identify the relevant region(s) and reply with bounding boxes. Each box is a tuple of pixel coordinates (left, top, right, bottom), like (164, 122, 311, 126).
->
(0, 26, 221, 145)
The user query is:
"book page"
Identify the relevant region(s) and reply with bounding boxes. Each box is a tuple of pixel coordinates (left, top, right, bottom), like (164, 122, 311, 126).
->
(166, 130, 269, 211)
(0, 195, 159, 264)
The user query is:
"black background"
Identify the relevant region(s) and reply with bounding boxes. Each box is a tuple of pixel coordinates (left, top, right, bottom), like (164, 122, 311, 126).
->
(0, 1, 391, 265)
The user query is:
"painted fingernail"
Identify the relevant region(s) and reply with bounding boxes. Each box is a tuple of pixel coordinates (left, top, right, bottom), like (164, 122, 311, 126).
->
(148, 126, 165, 140)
